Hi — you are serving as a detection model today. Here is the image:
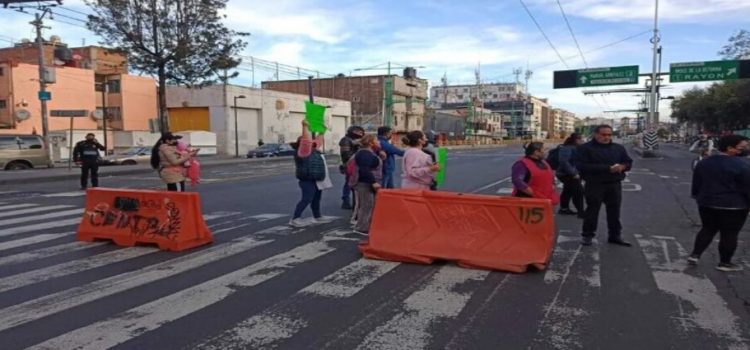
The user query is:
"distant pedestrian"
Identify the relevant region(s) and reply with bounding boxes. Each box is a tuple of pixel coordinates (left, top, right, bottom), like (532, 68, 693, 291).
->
(688, 134, 750, 272)
(150, 133, 197, 192)
(557, 133, 585, 217)
(290, 119, 334, 227)
(377, 126, 404, 189)
(401, 130, 440, 190)
(339, 125, 365, 209)
(350, 134, 383, 235)
(73, 133, 105, 190)
(575, 125, 633, 246)
(511, 142, 560, 204)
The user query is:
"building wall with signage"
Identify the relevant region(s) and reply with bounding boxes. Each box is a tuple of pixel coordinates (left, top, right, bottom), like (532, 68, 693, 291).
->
(167, 84, 351, 156)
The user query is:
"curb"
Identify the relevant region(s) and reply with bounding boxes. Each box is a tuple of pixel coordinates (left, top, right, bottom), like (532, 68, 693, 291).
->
(0, 155, 337, 186)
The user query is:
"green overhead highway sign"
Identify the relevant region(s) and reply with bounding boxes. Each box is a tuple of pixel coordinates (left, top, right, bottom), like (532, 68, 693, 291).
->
(670, 59, 750, 83)
(554, 65, 639, 89)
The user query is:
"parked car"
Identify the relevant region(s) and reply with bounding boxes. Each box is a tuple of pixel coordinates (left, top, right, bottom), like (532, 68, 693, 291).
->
(100, 146, 152, 166)
(0, 134, 52, 170)
(246, 143, 295, 158)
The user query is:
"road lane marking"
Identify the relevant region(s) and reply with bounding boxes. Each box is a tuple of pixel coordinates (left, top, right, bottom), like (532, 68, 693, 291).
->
(29, 239, 336, 350)
(471, 177, 510, 194)
(0, 205, 72, 218)
(0, 233, 69, 251)
(0, 208, 82, 227)
(354, 266, 489, 350)
(0, 203, 38, 212)
(637, 236, 748, 347)
(0, 218, 82, 238)
(41, 191, 86, 198)
(0, 219, 253, 293)
(0, 234, 274, 332)
(189, 255, 399, 349)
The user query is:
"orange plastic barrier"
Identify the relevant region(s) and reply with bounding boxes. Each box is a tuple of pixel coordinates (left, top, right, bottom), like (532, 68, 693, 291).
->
(359, 190, 556, 273)
(77, 188, 213, 251)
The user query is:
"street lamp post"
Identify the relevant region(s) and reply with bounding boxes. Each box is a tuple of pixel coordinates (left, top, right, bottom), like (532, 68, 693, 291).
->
(234, 95, 246, 158)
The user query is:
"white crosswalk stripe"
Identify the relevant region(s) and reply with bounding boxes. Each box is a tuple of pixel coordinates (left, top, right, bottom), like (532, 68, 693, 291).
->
(0, 205, 73, 219)
(0, 208, 82, 227)
(0, 199, 746, 350)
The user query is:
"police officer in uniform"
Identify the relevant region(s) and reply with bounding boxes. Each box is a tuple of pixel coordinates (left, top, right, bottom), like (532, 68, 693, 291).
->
(73, 133, 106, 190)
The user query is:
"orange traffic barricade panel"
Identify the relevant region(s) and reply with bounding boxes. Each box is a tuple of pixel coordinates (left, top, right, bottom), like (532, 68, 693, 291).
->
(77, 188, 213, 251)
(359, 190, 556, 273)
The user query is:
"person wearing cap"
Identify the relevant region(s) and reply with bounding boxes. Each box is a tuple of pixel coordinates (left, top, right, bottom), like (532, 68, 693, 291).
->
(73, 133, 105, 190)
(150, 133, 197, 191)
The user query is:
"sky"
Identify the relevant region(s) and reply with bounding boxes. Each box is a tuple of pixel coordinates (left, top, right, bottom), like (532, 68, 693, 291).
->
(1, 0, 749, 120)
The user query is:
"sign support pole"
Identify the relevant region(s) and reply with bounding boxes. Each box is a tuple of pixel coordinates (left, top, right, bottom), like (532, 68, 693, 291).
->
(68, 117, 74, 170)
(648, 0, 660, 133)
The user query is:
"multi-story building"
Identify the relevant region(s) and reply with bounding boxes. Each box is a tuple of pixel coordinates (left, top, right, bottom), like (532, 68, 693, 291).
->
(262, 69, 428, 133)
(430, 82, 525, 107)
(0, 39, 156, 141)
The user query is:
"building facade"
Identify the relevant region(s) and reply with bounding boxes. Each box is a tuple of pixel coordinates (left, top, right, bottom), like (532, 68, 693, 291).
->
(166, 85, 351, 156)
(262, 71, 427, 133)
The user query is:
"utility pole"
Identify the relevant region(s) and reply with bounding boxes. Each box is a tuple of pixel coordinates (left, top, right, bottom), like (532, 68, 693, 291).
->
(648, 0, 660, 131)
(101, 76, 108, 153)
(32, 10, 51, 162)
(513, 68, 523, 138)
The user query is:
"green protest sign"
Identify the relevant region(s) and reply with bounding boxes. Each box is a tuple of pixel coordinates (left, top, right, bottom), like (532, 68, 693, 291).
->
(304, 101, 327, 133)
(435, 147, 447, 186)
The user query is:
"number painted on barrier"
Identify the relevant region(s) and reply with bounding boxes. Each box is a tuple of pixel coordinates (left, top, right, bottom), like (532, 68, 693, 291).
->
(518, 207, 544, 224)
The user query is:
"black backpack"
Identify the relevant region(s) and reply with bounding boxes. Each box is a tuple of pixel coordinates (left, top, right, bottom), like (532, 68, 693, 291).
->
(546, 146, 561, 170)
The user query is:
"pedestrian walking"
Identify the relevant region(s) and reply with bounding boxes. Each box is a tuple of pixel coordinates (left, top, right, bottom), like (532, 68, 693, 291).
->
(511, 142, 560, 204)
(377, 126, 404, 189)
(350, 135, 383, 235)
(73, 133, 105, 190)
(401, 130, 440, 190)
(150, 133, 197, 192)
(290, 120, 334, 227)
(688, 134, 750, 272)
(575, 125, 633, 246)
(339, 125, 365, 209)
(557, 133, 585, 217)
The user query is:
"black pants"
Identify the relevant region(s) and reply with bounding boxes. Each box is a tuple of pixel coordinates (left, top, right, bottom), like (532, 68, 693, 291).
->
(558, 175, 584, 212)
(80, 161, 99, 188)
(582, 182, 622, 238)
(692, 206, 748, 264)
(166, 182, 186, 192)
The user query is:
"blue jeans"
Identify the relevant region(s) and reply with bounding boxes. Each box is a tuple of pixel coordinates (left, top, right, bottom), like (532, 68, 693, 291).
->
(381, 170, 395, 189)
(294, 180, 322, 219)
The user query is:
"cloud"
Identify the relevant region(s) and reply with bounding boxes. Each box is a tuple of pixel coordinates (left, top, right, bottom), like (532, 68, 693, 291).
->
(531, 0, 750, 23)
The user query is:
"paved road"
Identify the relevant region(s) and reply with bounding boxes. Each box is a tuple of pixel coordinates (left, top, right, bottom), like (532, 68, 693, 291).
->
(0, 145, 747, 349)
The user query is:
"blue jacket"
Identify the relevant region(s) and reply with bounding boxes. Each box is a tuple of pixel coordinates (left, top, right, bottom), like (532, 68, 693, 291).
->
(556, 145, 579, 177)
(692, 155, 750, 209)
(377, 136, 404, 173)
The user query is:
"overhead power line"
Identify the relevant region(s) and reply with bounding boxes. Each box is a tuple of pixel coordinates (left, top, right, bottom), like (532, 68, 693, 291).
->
(556, 0, 587, 67)
(56, 5, 91, 17)
(519, 0, 569, 69)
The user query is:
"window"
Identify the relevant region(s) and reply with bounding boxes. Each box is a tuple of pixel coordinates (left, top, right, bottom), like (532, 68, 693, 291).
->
(0, 136, 42, 150)
(0, 67, 4, 76)
(107, 80, 121, 93)
(493, 94, 498, 98)
(0, 100, 6, 109)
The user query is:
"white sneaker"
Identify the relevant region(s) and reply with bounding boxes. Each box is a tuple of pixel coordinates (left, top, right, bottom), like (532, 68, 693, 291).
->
(313, 216, 334, 224)
(716, 263, 743, 272)
(353, 230, 369, 236)
(289, 218, 307, 228)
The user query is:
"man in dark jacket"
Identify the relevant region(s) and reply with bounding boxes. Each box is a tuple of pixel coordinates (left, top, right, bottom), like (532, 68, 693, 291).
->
(574, 125, 633, 246)
(376, 126, 404, 189)
(73, 133, 106, 190)
(339, 125, 364, 209)
(688, 135, 750, 272)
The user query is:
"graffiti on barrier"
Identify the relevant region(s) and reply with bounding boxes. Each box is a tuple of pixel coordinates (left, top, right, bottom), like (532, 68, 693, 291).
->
(86, 198, 182, 240)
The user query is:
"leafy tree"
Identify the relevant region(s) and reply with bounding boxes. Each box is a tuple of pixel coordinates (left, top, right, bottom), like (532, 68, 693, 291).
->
(718, 29, 750, 59)
(85, 0, 248, 131)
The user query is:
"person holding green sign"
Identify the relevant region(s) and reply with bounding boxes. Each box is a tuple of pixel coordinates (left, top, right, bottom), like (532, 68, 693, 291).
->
(401, 130, 440, 190)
